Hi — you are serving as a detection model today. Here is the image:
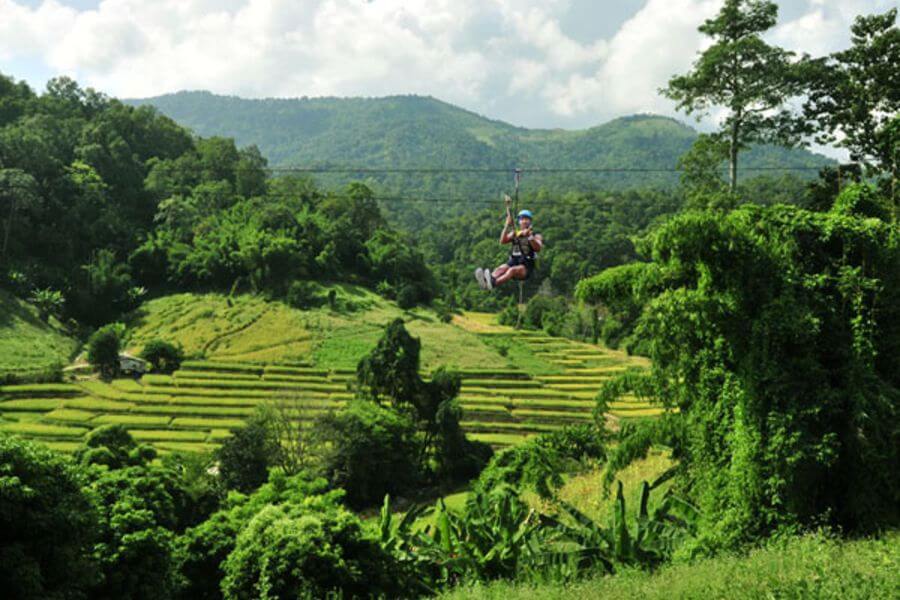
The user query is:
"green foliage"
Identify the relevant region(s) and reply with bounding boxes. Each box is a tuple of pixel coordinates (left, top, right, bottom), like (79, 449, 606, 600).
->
(440, 531, 900, 600)
(285, 280, 324, 309)
(87, 324, 121, 379)
(799, 9, 899, 173)
(594, 202, 900, 548)
(576, 262, 660, 352)
(355, 319, 491, 488)
(663, 0, 802, 191)
(75, 424, 157, 469)
(220, 501, 400, 600)
(29, 288, 64, 322)
(177, 472, 400, 600)
(312, 400, 420, 510)
(87, 464, 190, 600)
(475, 425, 607, 499)
(140, 339, 185, 374)
(831, 182, 892, 221)
(0, 435, 98, 599)
(215, 410, 279, 493)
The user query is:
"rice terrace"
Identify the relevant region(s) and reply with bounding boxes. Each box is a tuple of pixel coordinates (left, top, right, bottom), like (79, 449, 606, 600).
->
(0, 1, 898, 599)
(1, 291, 655, 454)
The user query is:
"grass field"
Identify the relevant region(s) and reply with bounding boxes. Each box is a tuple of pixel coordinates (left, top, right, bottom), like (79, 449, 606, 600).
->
(440, 531, 900, 600)
(0, 289, 78, 378)
(1, 292, 663, 454)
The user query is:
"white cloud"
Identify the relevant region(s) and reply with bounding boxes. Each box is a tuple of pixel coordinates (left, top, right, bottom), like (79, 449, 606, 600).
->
(0, 0, 889, 143)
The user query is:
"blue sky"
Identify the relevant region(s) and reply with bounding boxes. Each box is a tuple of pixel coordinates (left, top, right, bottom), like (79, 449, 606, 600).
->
(0, 0, 895, 143)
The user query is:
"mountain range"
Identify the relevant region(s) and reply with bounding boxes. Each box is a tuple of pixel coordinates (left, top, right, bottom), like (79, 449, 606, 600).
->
(126, 91, 832, 197)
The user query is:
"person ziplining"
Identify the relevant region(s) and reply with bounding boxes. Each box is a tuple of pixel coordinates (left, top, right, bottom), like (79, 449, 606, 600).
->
(475, 194, 543, 291)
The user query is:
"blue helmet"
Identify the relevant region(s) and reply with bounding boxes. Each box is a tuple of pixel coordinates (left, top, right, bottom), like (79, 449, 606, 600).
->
(517, 209, 534, 221)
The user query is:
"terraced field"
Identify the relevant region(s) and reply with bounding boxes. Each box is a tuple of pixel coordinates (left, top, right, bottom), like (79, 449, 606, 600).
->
(0, 311, 661, 453)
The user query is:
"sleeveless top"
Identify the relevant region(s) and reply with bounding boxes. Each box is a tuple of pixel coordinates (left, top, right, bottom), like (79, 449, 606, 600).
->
(510, 232, 538, 259)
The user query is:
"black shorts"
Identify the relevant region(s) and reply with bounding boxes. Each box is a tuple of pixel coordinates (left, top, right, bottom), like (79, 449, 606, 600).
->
(507, 255, 535, 279)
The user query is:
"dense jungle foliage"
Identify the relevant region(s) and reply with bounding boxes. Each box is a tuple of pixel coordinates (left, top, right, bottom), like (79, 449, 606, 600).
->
(0, 2, 898, 599)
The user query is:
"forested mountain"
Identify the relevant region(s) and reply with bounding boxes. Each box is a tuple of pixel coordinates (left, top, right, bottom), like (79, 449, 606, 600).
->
(126, 92, 832, 197)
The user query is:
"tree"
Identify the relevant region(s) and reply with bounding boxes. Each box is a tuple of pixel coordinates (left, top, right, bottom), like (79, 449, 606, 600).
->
(354, 320, 491, 484)
(582, 202, 900, 548)
(0, 168, 39, 260)
(140, 339, 185, 374)
(75, 424, 156, 470)
(312, 401, 421, 509)
(78, 249, 134, 325)
(215, 411, 278, 493)
(677, 134, 731, 209)
(663, 0, 801, 192)
(88, 465, 188, 600)
(799, 9, 899, 175)
(356, 318, 422, 407)
(0, 435, 98, 599)
(87, 325, 121, 379)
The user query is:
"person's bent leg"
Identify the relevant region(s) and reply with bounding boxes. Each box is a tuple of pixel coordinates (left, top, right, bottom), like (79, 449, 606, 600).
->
(491, 264, 510, 279)
(494, 265, 526, 286)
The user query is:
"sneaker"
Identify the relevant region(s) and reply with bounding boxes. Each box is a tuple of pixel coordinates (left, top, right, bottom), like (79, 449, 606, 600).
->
(474, 267, 486, 289)
(485, 269, 493, 290)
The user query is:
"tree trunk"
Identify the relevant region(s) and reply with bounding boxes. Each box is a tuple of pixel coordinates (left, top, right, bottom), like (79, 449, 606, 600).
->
(729, 117, 739, 194)
(2, 196, 16, 260)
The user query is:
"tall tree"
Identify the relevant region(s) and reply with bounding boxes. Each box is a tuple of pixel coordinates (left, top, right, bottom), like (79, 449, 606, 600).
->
(0, 169, 39, 260)
(799, 8, 899, 207)
(663, 0, 801, 192)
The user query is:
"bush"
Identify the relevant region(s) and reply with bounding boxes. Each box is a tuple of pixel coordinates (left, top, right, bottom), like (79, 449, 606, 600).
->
(215, 411, 279, 493)
(75, 424, 157, 469)
(523, 295, 567, 331)
(396, 283, 418, 309)
(475, 425, 606, 499)
(88, 465, 189, 599)
(0, 435, 98, 599)
(312, 401, 421, 509)
(176, 473, 334, 600)
(285, 280, 324, 310)
(831, 183, 892, 221)
(29, 288, 64, 322)
(87, 325, 121, 379)
(140, 339, 185, 374)
(220, 502, 402, 600)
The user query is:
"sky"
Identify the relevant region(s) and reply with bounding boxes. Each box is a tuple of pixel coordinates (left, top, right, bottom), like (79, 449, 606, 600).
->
(0, 0, 895, 143)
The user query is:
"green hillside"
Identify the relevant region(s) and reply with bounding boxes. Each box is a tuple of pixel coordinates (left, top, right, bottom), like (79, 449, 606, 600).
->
(126, 92, 832, 196)
(0, 288, 658, 453)
(0, 289, 78, 380)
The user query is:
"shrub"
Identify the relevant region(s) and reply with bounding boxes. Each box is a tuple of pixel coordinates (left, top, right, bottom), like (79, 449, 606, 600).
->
(522, 294, 568, 331)
(220, 502, 402, 600)
(375, 280, 396, 300)
(285, 280, 323, 310)
(215, 411, 280, 493)
(140, 339, 185, 374)
(75, 424, 157, 469)
(396, 283, 418, 309)
(29, 288, 64, 321)
(87, 325, 121, 379)
(475, 425, 606, 498)
(831, 182, 892, 221)
(87, 465, 189, 599)
(312, 401, 421, 509)
(0, 435, 98, 598)
(176, 473, 334, 600)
